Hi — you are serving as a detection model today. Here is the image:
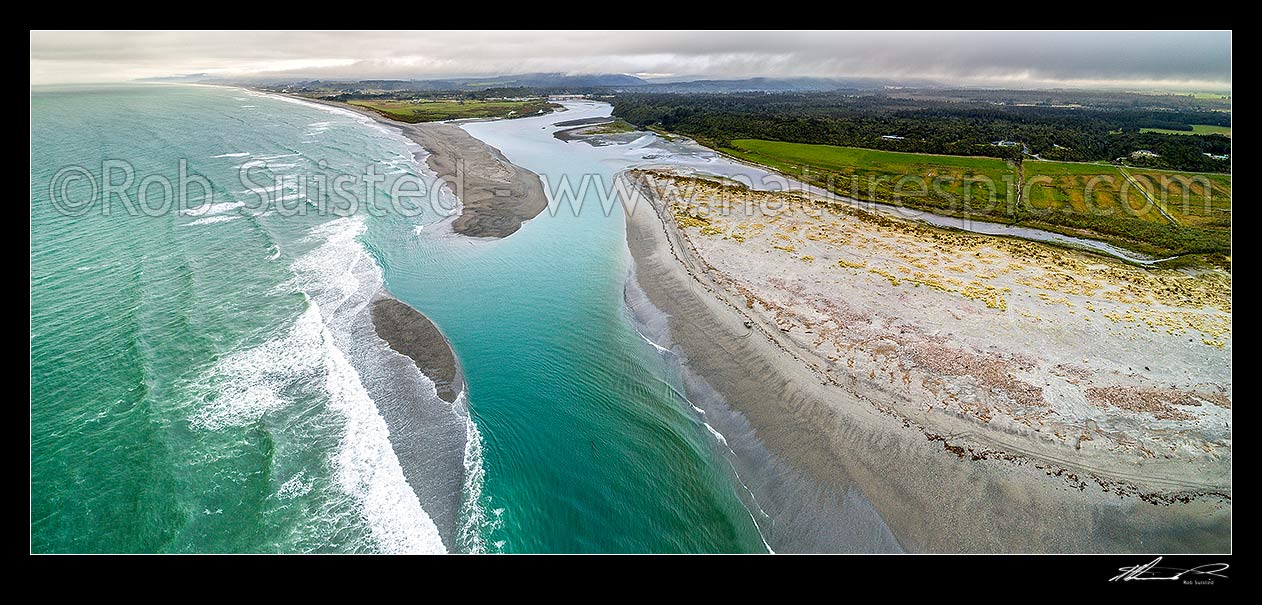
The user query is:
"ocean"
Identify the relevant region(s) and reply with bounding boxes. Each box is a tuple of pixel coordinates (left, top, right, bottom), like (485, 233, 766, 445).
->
(30, 84, 772, 553)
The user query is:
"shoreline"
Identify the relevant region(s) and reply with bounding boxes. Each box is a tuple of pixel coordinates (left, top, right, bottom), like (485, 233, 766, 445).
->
(276, 91, 482, 547)
(281, 94, 549, 239)
(622, 171, 1230, 552)
(265, 91, 485, 549)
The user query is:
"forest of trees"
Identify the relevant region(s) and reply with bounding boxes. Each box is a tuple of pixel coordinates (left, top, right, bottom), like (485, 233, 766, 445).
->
(611, 92, 1232, 173)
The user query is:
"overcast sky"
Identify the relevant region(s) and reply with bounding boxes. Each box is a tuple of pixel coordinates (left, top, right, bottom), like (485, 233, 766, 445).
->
(30, 30, 1232, 91)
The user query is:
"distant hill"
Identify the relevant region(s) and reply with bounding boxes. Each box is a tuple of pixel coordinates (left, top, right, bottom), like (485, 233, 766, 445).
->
(209, 73, 953, 94)
(629, 77, 942, 93)
(229, 73, 648, 91)
(137, 73, 211, 82)
(489, 73, 649, 87)
(174, 71, 972, 94)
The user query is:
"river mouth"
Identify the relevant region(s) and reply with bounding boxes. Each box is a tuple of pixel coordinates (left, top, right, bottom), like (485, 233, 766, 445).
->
(457, 101, 911, 551)
(30, 87, 1226, 553)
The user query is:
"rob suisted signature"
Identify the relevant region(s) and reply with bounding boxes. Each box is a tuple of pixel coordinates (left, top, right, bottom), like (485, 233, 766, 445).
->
(1110, 557, 1229, 583)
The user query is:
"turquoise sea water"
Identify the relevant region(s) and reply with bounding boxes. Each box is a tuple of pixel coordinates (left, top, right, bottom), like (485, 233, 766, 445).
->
(30, 84, 770, 552)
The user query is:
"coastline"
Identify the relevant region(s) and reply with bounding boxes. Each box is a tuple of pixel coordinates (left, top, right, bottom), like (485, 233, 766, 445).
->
(622, 171, 1231, 552)
(283, 94, 549, 239)
(262, 91, 481, 548)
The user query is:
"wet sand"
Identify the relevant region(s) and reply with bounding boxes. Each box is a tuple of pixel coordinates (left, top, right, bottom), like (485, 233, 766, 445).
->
(553, 125, 644, 147)
(362, 293, 469, 547)
(276, 93, 486, 548)
(405, 122, 548, 238)
(552, 116, 615, 128)
(291, 96, 548, 238)
(371, 296, 464, 403)
(553, 125, 601, 142)
(622, 172, 1231, 553)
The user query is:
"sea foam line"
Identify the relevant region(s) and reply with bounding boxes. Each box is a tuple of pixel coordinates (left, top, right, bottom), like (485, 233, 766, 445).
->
(292, 216, 450, 553)
(189, 293, 447, 553)
(317, 297, 447, 554)
(634, 326, 674, 355)
(191, 213, 451, 553)
(626, 273, 775, 553)
(454, 390, 500, 553)
(181, 201, 245, 217)
(182, 215, 241, 226)
(635, 338, 775, 552)
(245, 86, 491, 551)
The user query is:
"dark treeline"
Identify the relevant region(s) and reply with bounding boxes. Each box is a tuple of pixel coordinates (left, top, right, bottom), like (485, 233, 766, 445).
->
(611, 93, 1232, 173)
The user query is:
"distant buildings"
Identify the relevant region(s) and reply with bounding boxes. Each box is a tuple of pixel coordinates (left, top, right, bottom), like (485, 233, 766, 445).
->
(992, 140, 1020, 147)
(1203, 153, 1230, 160)
(1131, 149, 1161, 159)
(548, 94, 587, 101)
(881, 134, 905, 140)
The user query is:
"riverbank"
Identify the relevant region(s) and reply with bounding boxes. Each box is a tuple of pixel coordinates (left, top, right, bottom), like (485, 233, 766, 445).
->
(283, 95, 549, 239)
(622, 169, 1231, 552)
(679, 136, 1228, 265)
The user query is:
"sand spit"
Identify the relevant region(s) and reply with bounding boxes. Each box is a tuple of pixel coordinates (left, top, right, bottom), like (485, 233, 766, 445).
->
(291, 95, 548, 238)
(406, 122, 548, 238)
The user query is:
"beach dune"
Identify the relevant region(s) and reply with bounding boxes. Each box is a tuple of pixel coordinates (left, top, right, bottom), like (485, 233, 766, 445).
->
(623, 170, 1231, 553)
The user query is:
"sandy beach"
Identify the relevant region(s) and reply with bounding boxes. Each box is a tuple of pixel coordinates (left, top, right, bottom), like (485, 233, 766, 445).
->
(622, 170, 1231, 552)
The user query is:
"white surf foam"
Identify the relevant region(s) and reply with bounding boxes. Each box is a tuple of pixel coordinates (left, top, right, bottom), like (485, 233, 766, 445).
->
(292, 217, 453, 554)
(454, 391, 498, 553)
(319, 305, 447, 554)
(238, 86, 493, 550)
(184, 215, 241, 226)
(212, 152, 251, 158)
(189, 302, 325, 431)
(276, 471, 314, 500)
(248, 89, 396, 138)
(181, 201, 245, 217)
(634, 327, 673, 355)
(192, 215, 449, 553)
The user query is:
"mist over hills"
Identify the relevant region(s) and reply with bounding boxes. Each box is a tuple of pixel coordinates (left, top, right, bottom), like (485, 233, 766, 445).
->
(158, 72, 944, 93)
